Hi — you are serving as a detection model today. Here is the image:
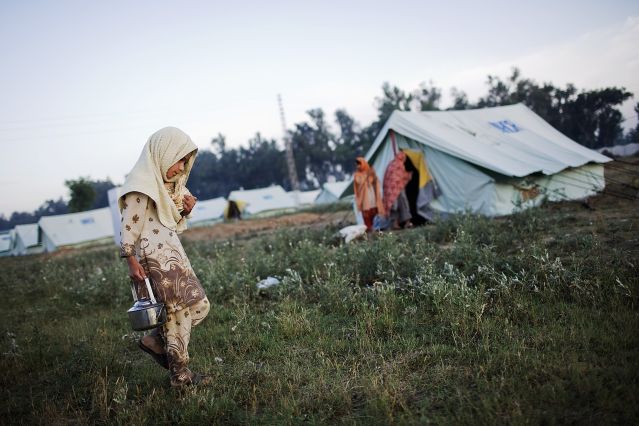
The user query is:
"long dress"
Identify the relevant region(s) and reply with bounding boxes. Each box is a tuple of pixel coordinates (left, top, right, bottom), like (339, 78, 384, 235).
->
(119, 191, 206, 312)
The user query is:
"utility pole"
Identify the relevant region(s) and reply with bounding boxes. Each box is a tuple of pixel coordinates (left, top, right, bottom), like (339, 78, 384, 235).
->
(278, 94, 300, 205)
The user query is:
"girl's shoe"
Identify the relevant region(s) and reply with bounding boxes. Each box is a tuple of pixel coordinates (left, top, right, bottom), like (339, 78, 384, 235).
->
(138, 339, 169, 369)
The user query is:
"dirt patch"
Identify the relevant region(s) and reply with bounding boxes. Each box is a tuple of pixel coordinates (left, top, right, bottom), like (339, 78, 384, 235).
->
(181, 210, 355, 242)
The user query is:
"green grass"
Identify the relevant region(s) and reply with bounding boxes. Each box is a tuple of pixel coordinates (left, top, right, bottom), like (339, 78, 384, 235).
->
(0, 206, 637, 425)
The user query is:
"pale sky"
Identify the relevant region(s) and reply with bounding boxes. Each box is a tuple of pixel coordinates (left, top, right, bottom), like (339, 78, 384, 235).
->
(1, 0, 638, 217)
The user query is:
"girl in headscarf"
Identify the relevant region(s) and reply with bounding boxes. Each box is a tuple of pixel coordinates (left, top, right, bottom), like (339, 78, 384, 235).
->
(119, 127, 210, 388)
(383, 151, 413, 229)
(353, 157, 385, 232)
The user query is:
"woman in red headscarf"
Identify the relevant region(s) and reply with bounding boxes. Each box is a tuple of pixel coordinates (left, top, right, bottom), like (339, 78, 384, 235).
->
(383, 151, 413, 229)
(353, 157, 385, 232)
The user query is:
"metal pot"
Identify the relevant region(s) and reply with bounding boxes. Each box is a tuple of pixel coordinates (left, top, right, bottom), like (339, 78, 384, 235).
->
(127, 277, 166, 331)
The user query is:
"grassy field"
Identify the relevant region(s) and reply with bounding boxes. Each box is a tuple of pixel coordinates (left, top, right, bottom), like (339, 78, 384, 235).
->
(1, 163, 638, 425)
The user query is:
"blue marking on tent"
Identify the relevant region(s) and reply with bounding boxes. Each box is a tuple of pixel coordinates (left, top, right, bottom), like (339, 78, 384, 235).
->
(489, 120, 520, 133)
(262, 195, 273, 200)
(1, 236, 9, 241)
(81, 218, 95, 225)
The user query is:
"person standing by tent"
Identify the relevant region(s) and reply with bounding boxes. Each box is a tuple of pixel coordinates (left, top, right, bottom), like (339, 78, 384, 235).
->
(383, 151, 413, 229)
(119, 127, 210, 388)
(353, 157, 385, 232)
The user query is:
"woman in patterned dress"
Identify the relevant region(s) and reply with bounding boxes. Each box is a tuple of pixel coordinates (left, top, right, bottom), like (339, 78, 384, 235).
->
(353, 157, 385, 232)
(119, 127, 210, 387)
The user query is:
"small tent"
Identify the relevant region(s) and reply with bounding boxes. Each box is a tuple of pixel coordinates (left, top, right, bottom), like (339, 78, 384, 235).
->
(291, 189, 321, 206)
(315, 181, 350, 204)
(225, 185, 297, 218)
(0, 231, 13, 257)
(188, 197, 227, 226)
(339, 103, 610, 220)
(39, 207, 114, 252)
(107, 186, 123, 245)
(11, 224, 43, 256)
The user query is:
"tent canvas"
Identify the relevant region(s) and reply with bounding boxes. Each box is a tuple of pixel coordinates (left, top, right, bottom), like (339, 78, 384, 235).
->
(315, 181, 350, 204)
(107, 186, 123, 245)
(339, 103, 610, 218)
(11, 224, 43, 256)
(291, 190, 321, 206)
(39, 207, 114, 252)
(227, 185, 297, 217)
(0, 231, 12, 256)
(188, 196, 227, 226)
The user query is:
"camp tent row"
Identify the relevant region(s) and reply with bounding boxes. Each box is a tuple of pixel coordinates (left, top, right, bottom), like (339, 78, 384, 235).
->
(339, 103, 610, 220)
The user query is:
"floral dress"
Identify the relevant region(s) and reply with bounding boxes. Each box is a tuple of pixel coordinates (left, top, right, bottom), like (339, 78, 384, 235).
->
(120, 191, 206, 312)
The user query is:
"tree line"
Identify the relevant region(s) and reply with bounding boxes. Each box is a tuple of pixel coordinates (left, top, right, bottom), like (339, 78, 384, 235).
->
(2, 68, 637, 231)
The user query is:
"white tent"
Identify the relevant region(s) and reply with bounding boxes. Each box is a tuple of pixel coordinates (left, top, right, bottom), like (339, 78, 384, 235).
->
(0, 231, 13, 256)
(340, 103, 610, 218)
(39, 207, 114, 252)
(11, 224, 43, 256)
(291, 189, 321, 206)
(227, 185, 297, 217)
(315, 181, 350, 204)
(188, 196, 227, 226)
(107, 186, 123, 245)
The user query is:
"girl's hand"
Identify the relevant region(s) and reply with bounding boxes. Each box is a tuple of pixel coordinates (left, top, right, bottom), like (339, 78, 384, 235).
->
(126, 256, 146, 283)
(182, 194, 197, 216)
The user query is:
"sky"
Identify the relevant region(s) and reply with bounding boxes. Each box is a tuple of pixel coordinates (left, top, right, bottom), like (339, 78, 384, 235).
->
(1, 0, 638, 217)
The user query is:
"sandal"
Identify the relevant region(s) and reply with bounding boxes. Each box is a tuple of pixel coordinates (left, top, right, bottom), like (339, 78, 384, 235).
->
(138, 339, 169, 369)
(171, 372, 213, 388)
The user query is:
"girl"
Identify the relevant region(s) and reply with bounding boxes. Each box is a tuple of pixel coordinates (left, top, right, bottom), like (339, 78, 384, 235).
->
(119, 127, 210, 387)
(353, 157, 385, 232)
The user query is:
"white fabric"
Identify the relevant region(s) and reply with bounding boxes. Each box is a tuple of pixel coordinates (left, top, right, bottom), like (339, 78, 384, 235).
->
(315, 181, 350, 204)
(10, 224, 43, 256)
(107, 186, 122, 245)
(338, 224, 367, 243)
(119, 127, 198, 233)
(294, 190, 321, 205)
(0, 232, 12, 254)
(228, 185, 297, 216)
(39, 207, 114, 252)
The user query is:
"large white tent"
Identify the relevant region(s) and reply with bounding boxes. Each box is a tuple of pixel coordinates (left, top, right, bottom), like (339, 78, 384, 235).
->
(227, 185, 297, 217)
(11, 224, 43, 256)
(39, 207, 114, 252)
(291, 189, 321, 206)
(315, 181, 350, 204)
(0, 231, 12, 256)
(107, 186, 123, 245)
(340, 103, 610, 218)
(188, 196, 227, 226)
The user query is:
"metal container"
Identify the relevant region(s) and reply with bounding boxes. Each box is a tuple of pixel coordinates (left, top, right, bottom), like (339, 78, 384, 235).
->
(127, 277, 166, 331)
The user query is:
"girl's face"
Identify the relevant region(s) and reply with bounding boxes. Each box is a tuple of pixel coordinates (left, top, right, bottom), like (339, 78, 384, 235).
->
(166, 153, 193, 180)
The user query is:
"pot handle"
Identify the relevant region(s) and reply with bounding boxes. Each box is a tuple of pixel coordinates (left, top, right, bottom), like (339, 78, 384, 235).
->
(130, 280, 138, 302)
(144, 277, 157, 304)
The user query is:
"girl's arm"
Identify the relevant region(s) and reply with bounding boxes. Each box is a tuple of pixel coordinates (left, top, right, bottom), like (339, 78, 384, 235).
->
(120, 192, 148, 282)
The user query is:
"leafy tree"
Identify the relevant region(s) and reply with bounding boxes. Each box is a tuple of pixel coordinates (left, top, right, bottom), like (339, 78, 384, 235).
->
(65, 177, 96, 213)
(448, 87, 470, 110)
(414, 81, 441, 111)
(625, 102, 639, 144)
(89, 178, 116, 209)
(477, 67, 632, 148)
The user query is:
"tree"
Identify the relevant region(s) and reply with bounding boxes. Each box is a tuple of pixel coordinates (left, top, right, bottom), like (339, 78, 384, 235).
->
(625, 102, 639, 144)
(476, 67, 632, 148)
(414, 81, 441, 111)
(448, 87, 470, 110)
(65, 177, 96, 213)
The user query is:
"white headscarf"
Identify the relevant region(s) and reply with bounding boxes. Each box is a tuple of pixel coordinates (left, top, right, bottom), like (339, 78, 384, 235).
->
(119, 127, 198, 233)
